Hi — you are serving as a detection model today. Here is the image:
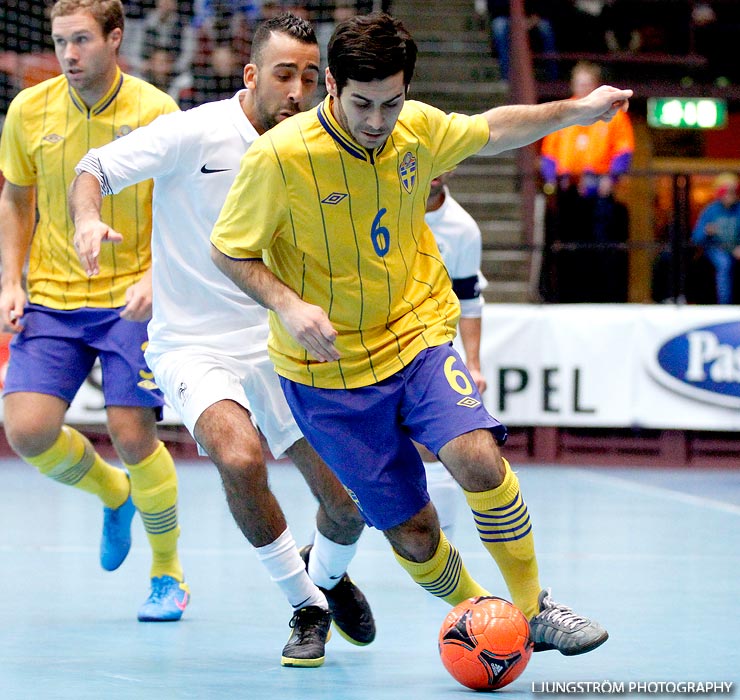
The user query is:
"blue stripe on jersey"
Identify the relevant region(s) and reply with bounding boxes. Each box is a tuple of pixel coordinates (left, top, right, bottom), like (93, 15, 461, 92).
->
(93, 73, 124, 115)
(317, 102, 367, 162)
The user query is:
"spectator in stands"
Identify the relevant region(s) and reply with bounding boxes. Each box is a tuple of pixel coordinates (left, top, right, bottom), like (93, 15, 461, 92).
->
(692, 1, 740, 84)
(192, 0, 259, 63)
(651, 201, 717, 305)
(691, 173, 740, 305)
(557, 0, 643, 54)
(119, 0, 153, 72)
(0, 0, 53, 53)
(139, 0, 196, 78)
(193, 0, 261, 31)
(539, 60, 634, 303)
(314, 1, 358, 82)
(141, 48, 193, 105)
(485, 0, 558, 81)
(181, 43, 244, 108)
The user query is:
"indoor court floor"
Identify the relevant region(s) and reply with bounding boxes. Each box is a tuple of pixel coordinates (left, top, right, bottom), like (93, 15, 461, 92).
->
(1, 455, 738, 699)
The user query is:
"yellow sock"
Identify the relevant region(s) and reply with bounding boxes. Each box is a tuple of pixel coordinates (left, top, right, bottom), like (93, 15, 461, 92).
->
(464, 458, 541, 619)
(125, 441, 183, 581)
(26, 426, 129, 509)
(393, 531, 489, 606)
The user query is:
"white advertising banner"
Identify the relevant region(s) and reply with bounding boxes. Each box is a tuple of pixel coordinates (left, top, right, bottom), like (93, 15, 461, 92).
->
(2, 304, 740, 431)
(479, 304, 740, 431)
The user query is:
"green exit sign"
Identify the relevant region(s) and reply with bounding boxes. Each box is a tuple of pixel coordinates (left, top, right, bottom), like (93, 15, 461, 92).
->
(647, 97, 727, 129)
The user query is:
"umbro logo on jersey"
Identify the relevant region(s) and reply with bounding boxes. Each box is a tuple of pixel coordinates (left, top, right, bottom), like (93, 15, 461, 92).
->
(457, 396, 481, 408)
(42, 133, 63, 143)
(321, 192, 348, 205)
(200, 164, 231, 174)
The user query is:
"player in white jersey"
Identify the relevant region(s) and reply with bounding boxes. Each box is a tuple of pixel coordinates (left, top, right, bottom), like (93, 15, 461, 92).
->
(68, 13, 374, 669)
(421, 172, 489, 539)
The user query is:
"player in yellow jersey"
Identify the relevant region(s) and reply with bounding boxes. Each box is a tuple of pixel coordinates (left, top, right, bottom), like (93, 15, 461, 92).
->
(0, 0, 189, 621)
(211, 13, 630, 656)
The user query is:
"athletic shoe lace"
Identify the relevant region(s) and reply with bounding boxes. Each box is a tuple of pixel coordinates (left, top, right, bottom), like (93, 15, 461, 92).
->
(540, 597, 588, 630)
(147, 579, 170, 603)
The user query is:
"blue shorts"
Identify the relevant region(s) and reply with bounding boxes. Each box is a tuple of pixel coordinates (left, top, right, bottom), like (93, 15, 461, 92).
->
(3, 304, 164, 417)
(280, 343, 507, 530)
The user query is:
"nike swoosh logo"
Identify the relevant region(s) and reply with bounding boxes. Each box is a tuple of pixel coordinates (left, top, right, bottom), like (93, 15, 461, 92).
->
(200, 164, 231, 174)
(329, 575, 343, 580)
(175, 591, 190, 611)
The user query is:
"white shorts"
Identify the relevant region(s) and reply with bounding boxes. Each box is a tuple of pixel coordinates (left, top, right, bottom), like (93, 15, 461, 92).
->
(146, 346, 303, 459)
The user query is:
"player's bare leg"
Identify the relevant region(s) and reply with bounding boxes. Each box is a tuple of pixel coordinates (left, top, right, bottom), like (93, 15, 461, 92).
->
(4, 392, 134, 573)
(194, 400, 288, 547)
(441, 429, 608, 655)
(286, 438, 376, 645)
(108, 405, 188, 621)
(194, 399, 331, 666)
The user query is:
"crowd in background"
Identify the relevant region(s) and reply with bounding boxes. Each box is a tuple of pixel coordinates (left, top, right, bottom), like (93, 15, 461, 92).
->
(0, 0, 739, 305)
(0, 1, 383, 112)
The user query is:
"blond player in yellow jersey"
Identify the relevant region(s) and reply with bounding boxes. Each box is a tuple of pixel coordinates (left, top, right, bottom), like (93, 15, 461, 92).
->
(211, 13, 632, 657)
(0, 0, 188, 621)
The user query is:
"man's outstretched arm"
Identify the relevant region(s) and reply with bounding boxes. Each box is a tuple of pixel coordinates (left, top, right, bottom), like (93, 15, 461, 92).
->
(479, 85, 633, 155)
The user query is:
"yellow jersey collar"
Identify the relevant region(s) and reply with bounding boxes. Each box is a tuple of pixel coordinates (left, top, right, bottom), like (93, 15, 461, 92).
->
(318, 96, 388, 164)
(68, 65, 124, 117)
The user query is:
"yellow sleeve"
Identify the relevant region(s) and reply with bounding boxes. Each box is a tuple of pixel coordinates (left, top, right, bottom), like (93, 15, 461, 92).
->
(0, 95, 35, 186)
(210, 138, 288, 259)
(421, 105, 490, 177)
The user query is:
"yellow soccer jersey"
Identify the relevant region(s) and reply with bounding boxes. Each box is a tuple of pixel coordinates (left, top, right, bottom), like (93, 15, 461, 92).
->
(211, 96, 489, 389)
(0, 67, 178, 309)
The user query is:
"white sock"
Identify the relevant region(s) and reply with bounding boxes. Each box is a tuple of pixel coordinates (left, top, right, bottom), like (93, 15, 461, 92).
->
(309, 529, 359, 590)
(424, 460, 459, 540)
(254, 528, 327, 611)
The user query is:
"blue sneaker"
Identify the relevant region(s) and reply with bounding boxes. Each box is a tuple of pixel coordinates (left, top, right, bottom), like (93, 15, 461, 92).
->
(138, 576, 191, 622)
(100, 484, 135, 571)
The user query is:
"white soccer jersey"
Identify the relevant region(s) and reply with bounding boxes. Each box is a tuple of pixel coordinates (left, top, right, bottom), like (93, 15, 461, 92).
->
(77, 91, 268, 355)
(424, 186, 487, 318)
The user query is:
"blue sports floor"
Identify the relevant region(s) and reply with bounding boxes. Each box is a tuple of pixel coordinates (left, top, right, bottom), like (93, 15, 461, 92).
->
(1, 455, 738, 699)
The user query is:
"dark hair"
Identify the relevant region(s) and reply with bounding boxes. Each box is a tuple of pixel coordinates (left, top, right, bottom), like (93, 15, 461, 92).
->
(327, 12, 416, 94)
(51, 0, 125, 37)
(250, 12, 318, 66)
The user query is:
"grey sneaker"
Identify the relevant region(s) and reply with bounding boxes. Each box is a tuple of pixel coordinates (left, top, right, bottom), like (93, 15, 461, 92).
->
(529, 588, 608, 656)
(281, 605, 332, 668)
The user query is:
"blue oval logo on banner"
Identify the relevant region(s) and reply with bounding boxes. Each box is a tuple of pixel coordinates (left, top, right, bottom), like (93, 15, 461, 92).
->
(655, 321, 740, 407)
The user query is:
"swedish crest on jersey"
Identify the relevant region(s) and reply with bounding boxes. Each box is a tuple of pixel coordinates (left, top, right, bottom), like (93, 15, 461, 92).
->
(399, 151, 417, 193)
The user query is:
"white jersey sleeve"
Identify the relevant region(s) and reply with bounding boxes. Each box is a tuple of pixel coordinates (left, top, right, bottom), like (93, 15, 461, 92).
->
(425, 188, 485, 318)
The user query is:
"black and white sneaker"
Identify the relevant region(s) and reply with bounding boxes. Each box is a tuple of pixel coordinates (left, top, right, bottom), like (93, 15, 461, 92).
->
(300, 544, 376, 646)
(281, 605, 332, 667)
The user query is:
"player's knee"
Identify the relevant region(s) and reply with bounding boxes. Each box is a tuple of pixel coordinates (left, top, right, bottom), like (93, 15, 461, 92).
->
(385, 503, 440, 562)
(214, 444, 268, 492)
(327, 496, 366, 534)
(107, 410, 159, 463)
(3, 415, 59, 458)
